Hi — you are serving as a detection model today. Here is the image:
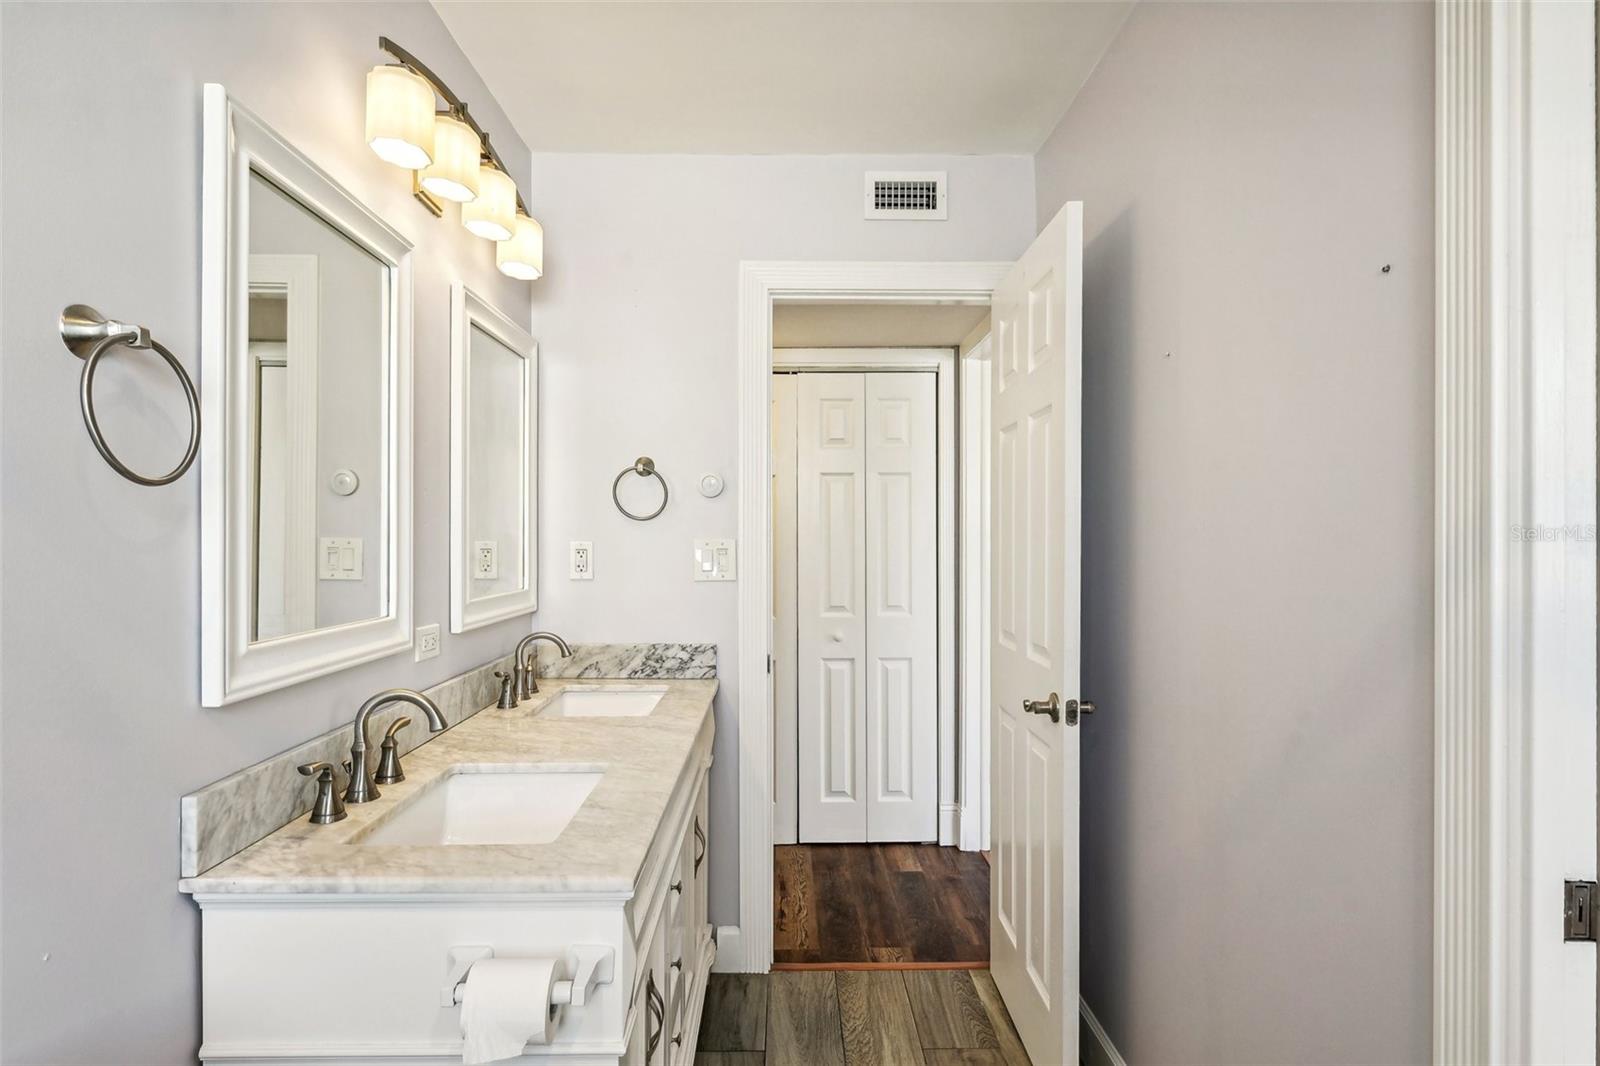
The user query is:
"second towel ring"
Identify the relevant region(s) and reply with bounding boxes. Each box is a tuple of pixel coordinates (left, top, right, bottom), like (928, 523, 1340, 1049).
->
(61, 305, 200, 487)
(613, 456, 669, 521)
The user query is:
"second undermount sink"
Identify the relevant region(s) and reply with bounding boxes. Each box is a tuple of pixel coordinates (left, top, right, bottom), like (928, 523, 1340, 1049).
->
(540, 685, 666, 719)
(355, 766, 603, 846)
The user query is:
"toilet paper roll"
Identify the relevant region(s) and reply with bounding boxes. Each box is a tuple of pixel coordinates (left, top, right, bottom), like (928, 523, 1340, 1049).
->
(459, 957, 562, 1065)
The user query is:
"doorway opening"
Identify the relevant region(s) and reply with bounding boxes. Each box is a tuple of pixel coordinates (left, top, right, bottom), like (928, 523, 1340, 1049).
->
(768, 303, 993, 967)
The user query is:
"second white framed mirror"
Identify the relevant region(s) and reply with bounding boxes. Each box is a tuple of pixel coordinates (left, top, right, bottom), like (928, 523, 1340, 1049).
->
(450, 283, 537, 633)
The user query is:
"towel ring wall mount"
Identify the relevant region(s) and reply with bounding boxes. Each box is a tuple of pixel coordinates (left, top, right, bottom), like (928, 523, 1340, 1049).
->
(612, 456, 669, 521)
(59, 304, 200, 487)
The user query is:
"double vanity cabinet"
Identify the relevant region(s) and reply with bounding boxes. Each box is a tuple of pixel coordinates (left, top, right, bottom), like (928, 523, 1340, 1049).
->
(181, 678, 716, 1065)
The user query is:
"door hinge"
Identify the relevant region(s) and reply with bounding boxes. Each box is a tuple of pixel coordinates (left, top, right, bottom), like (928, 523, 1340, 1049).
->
(767, 654, 773, 675)
(1565, 880, 1597, 941)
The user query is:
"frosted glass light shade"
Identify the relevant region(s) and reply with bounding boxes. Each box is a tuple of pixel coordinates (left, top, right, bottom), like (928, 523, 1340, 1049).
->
(462, 166, 517, 241)
(365, 65, 435, 170)
(419, 114, 481, 203)
(497, 213, 544, 280)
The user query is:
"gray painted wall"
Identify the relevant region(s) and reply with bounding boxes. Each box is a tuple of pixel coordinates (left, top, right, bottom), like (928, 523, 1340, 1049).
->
(1033, 3, 1434, 1062)
(0, 4, 531, 1061)
(523, 151, 1037, 926)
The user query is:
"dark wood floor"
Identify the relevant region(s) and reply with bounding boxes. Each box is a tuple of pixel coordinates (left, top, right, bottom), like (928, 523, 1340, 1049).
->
(774, 844, 991, 966)
(696, 969, 1032, 1066)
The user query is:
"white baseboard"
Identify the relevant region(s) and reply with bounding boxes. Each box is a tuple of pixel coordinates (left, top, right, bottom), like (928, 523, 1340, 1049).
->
(711, 925, 746, 972)
(956, 801, 983, 851)
(938, 802, 960, 846)
(1080, 998, 1126, 1066)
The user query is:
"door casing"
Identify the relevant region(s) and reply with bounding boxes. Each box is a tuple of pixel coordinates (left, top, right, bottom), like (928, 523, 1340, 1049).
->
(772, 348, 960, 848)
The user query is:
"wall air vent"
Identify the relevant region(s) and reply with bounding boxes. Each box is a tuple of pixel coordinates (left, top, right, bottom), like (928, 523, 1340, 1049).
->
(864, 171, 948, 220)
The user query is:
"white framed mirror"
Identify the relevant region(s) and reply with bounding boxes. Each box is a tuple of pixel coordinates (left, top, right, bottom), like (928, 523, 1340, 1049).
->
(449, 283, 537, 633)
(200, 85, 414, 706)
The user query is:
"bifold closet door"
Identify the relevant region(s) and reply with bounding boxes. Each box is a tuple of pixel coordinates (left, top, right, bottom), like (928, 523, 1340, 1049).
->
(796, 371, 938, 843)
(797, 373, 869, 842)
(863, 372, 938, 842)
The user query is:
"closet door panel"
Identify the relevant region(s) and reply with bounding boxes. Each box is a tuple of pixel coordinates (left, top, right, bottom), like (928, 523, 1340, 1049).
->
(797, 373, 868, 842)
(865, 372, 939, 842)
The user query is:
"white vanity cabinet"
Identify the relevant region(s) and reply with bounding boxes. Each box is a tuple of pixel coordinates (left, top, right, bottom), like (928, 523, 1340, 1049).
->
(186, 693, 715, 1066)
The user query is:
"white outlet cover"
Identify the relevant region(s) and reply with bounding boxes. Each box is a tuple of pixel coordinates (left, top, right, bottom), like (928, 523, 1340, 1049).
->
(570, 541, 594, 580)
(474, 540, 498, 580)
(415, 623, 441, 662)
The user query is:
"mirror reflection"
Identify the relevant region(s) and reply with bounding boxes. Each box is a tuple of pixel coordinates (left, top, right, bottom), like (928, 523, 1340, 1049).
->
(247, 170, 389, 642)
(466, 323, 527, 601)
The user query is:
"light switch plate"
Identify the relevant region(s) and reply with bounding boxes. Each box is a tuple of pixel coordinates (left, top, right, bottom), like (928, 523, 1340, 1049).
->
(415, 623, 441, 662)
(474, 540, 498, 580)
(319, 537, 363, 581)
(694, 538, 736, 581)
(570, 541, 593, 580)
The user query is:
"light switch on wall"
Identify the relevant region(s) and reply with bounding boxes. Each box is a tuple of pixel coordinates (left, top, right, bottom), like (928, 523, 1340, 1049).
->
(694, 538, 736, 581)
(319, 537, 363, 581)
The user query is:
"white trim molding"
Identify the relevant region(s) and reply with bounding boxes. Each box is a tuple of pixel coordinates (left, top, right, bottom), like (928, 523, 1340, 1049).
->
(1079, 998, 1127, 1066)
(733, 261, 1009, 973)
(1434, 2, 1598, 1062)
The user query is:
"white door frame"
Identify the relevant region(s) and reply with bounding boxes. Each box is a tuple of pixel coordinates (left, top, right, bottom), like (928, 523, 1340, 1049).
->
(728, 261, 1008, 973)
(1434, 1, 1597, 1062)
(773, 347, 961, 848)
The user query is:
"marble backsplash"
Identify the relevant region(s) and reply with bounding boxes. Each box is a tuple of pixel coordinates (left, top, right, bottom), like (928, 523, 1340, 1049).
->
(178, 643, 717, 878)
(532, 641, 717, 680)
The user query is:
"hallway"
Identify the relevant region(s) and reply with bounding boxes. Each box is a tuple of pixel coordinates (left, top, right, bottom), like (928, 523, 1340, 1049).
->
(695, 969, 1032, 1066)
(774, 844, 990, 966)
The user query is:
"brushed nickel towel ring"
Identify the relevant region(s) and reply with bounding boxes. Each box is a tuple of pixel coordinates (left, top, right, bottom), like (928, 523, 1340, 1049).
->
(612, 456, 668, 521)
(59, 304, 200, 486)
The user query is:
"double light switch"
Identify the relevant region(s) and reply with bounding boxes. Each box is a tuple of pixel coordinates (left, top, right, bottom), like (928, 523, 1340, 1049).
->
(694, 539, 736, 582)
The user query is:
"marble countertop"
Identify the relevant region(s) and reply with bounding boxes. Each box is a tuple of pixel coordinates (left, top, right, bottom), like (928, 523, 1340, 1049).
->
(179, 678, 716, 897)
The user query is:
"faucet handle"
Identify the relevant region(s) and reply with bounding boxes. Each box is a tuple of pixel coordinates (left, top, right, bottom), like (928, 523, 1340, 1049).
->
(374, 716, 412, 785)
(495, 670, 518, 709)
(297, 762, 347, 825)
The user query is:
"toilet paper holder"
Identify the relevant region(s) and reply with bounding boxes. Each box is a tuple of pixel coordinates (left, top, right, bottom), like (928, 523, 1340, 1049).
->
(442, 945, 616, 1009)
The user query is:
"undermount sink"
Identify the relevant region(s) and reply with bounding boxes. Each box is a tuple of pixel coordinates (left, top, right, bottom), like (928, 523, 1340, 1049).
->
(540, 685, 666, 719)
(355, 766, 603, 846)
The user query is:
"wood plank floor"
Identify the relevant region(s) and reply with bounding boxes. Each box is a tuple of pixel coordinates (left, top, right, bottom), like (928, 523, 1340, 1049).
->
(696, 970, 1033, 1066)
(774, 844, 991, 966)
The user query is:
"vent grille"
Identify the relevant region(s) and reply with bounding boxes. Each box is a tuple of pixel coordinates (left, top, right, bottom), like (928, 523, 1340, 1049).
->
(874, 180, 939, 213)
(864, 171, 948, 220)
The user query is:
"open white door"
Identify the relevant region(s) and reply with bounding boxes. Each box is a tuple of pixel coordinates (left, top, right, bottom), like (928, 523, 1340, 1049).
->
(989, 201, 1084, 1066)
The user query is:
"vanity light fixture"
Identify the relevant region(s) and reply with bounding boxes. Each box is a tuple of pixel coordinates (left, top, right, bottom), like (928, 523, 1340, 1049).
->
(497, 213, 544, 280)
(462, 166, 517, 241)
(364, 64, 435, 169)
(366, 37, 545, 279)
(419, 112, 481, 203)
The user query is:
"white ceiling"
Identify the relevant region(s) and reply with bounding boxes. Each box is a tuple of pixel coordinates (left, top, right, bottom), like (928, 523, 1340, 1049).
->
(433, 1, 1134, 155)
(773, 302, 990, 348)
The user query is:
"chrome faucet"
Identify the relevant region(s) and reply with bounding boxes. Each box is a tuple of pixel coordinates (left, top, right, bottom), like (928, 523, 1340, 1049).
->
(344, 689, 448, 805)
(514, 631, 573, 699)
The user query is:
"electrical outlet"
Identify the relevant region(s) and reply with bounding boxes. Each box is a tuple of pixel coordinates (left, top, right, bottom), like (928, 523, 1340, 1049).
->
(474, 541, 498, 580)
(570, 541, 594, 580)
(415, 623, 441, 662)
